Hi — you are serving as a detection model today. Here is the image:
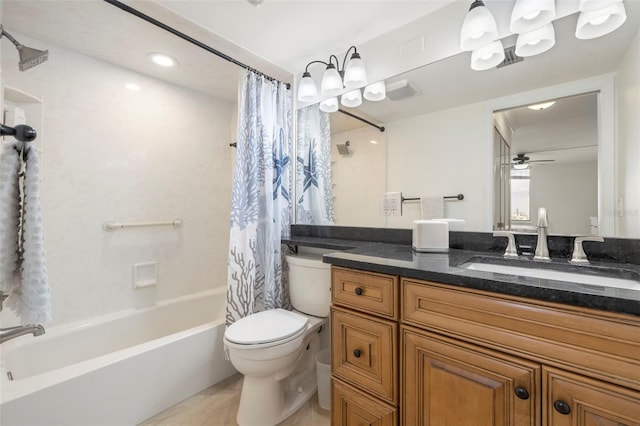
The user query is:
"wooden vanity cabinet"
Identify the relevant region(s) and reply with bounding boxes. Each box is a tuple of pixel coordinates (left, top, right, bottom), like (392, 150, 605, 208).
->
(330, 266, 640, 425)
(331, 267, 400, 425)
(402, 278, 640, 426)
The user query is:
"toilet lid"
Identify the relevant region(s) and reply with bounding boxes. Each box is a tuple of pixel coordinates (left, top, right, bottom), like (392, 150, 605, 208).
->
(225, 308, 309, 345)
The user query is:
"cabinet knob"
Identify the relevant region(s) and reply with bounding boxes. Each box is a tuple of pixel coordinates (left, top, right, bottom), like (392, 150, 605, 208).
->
(553, 400, 571, 415)
(514, 386, 530, 400)
(355, 287, 363, 296)
(353, 349, 361, 358)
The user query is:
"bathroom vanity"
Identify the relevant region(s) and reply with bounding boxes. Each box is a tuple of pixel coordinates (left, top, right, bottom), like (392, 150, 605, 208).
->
(284, 227, 640, 425)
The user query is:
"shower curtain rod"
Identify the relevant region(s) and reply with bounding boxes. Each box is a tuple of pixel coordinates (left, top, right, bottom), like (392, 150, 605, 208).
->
(103, 0, 290, 88)
(338, 109, 385, 132)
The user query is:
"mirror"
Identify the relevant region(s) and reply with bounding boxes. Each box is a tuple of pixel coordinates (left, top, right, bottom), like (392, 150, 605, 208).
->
(296, 6, 640, 238)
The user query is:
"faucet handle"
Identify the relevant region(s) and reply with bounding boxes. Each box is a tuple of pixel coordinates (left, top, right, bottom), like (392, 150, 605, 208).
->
(493, 231, 518, 258)
(570, 236, 604, 264)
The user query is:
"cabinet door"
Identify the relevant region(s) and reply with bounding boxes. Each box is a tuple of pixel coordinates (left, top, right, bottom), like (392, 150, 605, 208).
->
(332, 378, 397, 426)
(544, 366, 640, 426)
(402, 327, 540, 426)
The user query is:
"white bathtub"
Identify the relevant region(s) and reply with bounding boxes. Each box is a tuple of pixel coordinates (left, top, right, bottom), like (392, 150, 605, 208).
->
(0, 287, 236, 426)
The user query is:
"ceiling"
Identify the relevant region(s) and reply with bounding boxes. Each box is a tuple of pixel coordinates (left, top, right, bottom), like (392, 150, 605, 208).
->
(2, 0, 638, 126)
(1, 0, 455, 102)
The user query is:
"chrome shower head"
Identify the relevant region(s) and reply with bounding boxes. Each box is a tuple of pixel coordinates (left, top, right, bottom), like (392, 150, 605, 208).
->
(0, 26, 49, 71)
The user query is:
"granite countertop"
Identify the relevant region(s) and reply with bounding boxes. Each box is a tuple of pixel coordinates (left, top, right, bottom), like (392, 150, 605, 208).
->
(312, 241, 640, 317)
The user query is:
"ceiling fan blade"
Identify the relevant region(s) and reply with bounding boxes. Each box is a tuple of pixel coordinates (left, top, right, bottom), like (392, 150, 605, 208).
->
(529, 159, 555, 163)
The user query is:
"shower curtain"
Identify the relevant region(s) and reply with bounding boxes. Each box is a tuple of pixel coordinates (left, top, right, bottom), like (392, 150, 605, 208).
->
(295, 104, 335, 225)
(226, 71, 292, 326)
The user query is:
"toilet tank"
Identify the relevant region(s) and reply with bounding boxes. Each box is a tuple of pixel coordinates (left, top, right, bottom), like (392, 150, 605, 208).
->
(286, 253, 331, 317)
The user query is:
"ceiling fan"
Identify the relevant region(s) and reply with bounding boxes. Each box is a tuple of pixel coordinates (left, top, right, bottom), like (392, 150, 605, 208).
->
(512, 153, 555, 168)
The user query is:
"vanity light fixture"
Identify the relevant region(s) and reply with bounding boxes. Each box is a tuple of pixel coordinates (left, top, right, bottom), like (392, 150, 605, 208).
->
(363, 81, 386, 101)
(510, 0, 556, 34)
(576, 1, 626, 39)
(297, 46, 367, 102)
(471, 40, 506, 71)
(460, 0, 499, 51)
(515, 23, 556, 57)
(528, 101, 556, 110)
(148, 53, 178, 67)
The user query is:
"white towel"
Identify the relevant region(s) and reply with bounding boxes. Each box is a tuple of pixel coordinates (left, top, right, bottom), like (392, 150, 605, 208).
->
(1, 142, 51, 324)
(0, 141, 22, 295)
(420, 195, 444, 220)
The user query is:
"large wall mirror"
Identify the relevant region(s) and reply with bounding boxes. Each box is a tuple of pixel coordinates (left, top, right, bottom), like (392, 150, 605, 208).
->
(295, 5, 640, 239)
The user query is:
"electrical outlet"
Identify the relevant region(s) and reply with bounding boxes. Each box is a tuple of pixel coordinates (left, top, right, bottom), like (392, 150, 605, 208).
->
(383, 192, 402, 216)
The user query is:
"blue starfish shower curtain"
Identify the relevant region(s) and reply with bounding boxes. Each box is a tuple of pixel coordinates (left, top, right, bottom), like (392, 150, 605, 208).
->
(295, 104, 335, 225)
(226, 71, 292, 326)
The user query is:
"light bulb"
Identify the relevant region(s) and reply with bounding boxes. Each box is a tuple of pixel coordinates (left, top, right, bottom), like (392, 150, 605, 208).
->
(340, 89, 362, 108)
(460, 0, 498, 51)
(471, 40, 505, 71)
(321, 64, 343, 97)
(363, 81, 386, 101)
(344, 53, 367, 89)
(319, 97, 339, 113)
(576, 2, 626, 39)
(297, 72, 319, 103)
(510, 0, 555, 33)
(515, 23, 555, 57)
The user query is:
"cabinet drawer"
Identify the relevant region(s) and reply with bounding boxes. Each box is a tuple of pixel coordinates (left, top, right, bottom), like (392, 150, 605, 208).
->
(332, 306, 397, 403)
(332, 377, 397, 426)
(402, 278, 640, 392)
(543, 366, 640, 426)
(332, 267, 399, 319)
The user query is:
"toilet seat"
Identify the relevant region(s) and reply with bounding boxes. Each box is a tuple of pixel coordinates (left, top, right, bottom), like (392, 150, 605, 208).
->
(225, 308, 309, 348)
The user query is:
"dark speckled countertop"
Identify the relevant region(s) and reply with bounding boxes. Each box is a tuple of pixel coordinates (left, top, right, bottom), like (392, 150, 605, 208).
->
(284, 226, 640, 317)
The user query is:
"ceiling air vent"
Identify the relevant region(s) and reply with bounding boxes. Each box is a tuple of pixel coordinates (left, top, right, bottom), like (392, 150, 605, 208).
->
(496, 46, 523, 69)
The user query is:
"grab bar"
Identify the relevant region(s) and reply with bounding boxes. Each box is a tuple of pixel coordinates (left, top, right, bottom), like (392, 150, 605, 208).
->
(102, 219, 182, 231)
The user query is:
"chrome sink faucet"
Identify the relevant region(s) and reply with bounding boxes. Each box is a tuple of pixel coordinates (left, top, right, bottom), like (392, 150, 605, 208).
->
(493, 231, 518, 258)
(534, 207, 550, 261)
(571, 236, 604, 264)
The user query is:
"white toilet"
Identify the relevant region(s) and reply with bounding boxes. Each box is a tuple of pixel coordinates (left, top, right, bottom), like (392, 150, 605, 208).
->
(224, 253, 331, 426)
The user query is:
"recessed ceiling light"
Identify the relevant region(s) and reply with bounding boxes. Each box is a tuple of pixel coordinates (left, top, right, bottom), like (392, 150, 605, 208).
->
(148, 53, 178, 67)
(528, 101, 555, 110)
(125, 83, 141, 91)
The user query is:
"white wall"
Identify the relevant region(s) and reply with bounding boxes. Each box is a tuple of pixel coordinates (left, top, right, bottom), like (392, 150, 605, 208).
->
(385, 102, 486, 230)
(331, 126, 386, 227)
(1, 33, 233, 326)
(617, 31, 640, 238)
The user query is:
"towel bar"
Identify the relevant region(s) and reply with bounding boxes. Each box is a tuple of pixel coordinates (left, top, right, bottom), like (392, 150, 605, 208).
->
(102, 219, 182, 231)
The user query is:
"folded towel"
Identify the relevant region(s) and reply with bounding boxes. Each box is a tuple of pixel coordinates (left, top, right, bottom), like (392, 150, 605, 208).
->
(420, 195, 444, 220)
(0, 141, 22, 295)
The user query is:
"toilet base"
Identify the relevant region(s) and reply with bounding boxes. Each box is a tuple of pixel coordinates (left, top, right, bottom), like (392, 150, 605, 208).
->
(236, 366, 318, 426)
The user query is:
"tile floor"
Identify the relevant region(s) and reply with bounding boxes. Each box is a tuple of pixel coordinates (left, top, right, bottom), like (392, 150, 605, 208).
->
(139, 373, 331, 426)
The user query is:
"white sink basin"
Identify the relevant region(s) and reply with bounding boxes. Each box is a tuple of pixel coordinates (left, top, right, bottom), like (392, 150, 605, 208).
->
(463, 262, 640, 291)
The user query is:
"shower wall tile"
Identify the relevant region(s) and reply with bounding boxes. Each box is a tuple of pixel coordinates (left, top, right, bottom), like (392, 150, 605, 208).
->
(1, 32, 234, 326)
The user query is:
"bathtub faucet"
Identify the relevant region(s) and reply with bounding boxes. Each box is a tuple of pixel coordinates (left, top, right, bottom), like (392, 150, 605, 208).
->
(0, 324, 46, 344)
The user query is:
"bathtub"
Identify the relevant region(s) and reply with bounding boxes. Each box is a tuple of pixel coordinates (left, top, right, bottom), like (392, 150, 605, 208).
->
(0, 287, 236, 426)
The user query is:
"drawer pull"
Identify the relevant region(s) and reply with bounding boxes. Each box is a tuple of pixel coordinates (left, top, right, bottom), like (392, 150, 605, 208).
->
(353, 349, 362, 358)
(354, 287, 363, 296)
(553, 400, 571, 415)
(514, 386, 529, 400)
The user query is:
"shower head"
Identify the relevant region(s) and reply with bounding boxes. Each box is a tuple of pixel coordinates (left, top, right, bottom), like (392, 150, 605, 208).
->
(336, 141, 351, 155)
(0, 26, 49, 71)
